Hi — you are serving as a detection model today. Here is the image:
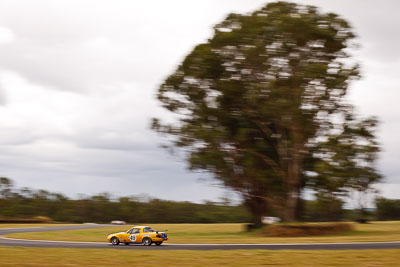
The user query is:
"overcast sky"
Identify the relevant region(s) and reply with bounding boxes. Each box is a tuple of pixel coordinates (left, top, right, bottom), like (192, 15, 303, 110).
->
(0, 0, 399, 202)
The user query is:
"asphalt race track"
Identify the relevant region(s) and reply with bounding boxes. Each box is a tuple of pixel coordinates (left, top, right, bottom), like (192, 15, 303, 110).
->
(1, 225, 400, 250)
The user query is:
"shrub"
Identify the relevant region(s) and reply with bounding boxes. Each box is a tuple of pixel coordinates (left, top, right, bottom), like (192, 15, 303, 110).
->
(260, 223, 354, 237)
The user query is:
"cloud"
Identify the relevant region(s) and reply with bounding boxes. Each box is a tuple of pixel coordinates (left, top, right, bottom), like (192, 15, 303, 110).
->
(0, 0, 398, 202)
(0, 84, 6, 106)
(0, 26, 15, 44)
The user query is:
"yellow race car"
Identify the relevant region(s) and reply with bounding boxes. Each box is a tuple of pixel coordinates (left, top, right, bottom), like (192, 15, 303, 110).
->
(107, 225, 168, 246)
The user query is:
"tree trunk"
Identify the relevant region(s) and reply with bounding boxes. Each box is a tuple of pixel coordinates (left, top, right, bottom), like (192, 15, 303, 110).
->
(283, 187, 301, 222)
(282, 140, 303, 222)
(295, 196, 304, 221)
(244, 196, 268, 227)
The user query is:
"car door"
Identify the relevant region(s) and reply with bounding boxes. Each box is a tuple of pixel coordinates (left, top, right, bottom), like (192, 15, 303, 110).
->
(135, 228, 145, 243)
(127, 228, 141, 243)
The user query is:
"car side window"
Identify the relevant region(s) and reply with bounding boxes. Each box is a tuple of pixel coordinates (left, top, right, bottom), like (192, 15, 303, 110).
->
(128, 228, 140, 234)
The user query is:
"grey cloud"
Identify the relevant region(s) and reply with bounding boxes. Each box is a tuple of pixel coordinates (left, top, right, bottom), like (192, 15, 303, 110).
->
(0, 84, 6, 105)
(294, 0, 400, 63)
(0, 143, 231, 201)
(0, 0, 399, 202)
(0, 1, 217, 93)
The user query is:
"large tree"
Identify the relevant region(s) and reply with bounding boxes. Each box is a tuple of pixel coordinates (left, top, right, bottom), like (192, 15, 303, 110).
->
(153, 2, 381, 223)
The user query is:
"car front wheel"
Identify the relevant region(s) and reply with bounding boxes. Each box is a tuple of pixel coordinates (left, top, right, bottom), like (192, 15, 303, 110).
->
(111, 237, 120, 245)
(142, 237, 152, 246)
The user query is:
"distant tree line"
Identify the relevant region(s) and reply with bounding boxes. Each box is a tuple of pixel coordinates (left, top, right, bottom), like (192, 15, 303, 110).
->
(375, 198, 400, 221)
(2, 177, 399, 223)
(0, 177, 250, 223)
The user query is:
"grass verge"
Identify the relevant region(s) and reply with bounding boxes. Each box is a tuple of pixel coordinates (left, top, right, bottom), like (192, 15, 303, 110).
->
(0, 247, 399, 267)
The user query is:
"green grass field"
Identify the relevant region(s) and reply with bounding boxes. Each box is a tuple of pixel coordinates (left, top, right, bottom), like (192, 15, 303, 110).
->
(5, 221, 400, 244)
(0, 247, 399, 267)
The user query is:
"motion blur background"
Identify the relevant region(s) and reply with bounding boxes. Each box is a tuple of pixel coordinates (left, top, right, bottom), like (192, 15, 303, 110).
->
(0, 0, 398, 208)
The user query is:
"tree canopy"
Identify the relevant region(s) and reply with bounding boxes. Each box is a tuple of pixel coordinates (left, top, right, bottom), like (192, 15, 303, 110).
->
(153, 1, 381, 223)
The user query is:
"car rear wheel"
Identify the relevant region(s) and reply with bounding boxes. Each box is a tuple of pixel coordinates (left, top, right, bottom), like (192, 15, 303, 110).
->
(155, 242, 163, 246)
(142, 237, 152, 246)
(111, 237, 120, 245)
